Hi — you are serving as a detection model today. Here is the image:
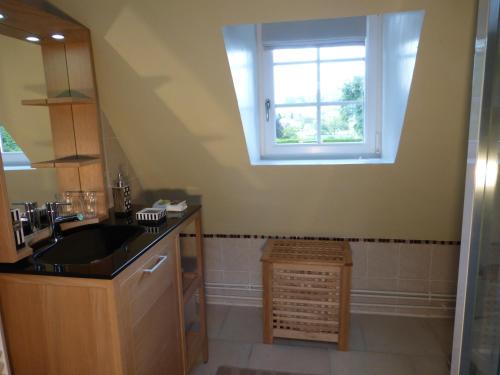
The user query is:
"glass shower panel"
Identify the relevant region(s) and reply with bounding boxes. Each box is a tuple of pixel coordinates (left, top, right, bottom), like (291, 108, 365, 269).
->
(467, 88, 500, 373)
(453, 0, 500, 373)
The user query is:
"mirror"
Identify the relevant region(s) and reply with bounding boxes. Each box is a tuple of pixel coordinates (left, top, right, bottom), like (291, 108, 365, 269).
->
(0, 33, 57, 211)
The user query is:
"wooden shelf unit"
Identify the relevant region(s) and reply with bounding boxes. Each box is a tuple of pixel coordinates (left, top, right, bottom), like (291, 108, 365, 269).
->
(186, 330, 204, 371)
(182, 271, 201, 304)
(177, 210, 208, 374)
(21, 97, 94, 106)
(31, 155, 100, 168)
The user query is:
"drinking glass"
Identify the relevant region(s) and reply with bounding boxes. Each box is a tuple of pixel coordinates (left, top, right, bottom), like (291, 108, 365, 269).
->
(83, 191, 97, 219)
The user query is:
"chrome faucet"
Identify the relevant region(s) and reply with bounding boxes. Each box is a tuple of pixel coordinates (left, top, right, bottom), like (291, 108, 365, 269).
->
(46, 202, 84, 241)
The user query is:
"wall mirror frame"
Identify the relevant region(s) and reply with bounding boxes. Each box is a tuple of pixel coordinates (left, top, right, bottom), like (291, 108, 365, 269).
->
(0, 0, 107, 263)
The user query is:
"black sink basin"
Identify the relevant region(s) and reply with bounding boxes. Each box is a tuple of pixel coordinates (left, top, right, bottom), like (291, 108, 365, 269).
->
(31, 224, 145, 265)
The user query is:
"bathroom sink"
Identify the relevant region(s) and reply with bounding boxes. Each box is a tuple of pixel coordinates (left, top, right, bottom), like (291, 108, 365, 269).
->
(31, 224, 145, 265)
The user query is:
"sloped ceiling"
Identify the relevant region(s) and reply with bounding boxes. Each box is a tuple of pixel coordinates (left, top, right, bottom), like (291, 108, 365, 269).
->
(49, 0, 476, 239)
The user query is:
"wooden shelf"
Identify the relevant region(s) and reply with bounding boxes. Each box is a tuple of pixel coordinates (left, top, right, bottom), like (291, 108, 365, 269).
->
(186, 330, 203, 372)
(60, 216, 102, 230)
(21, 97, 94, 106)
(32, 155, 100, 168)
(14, 246, 33, 261)
(183, 272, 201, 304)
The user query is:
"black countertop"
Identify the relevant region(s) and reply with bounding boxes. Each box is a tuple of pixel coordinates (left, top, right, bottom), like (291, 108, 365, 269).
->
(0, 205, 201, 280)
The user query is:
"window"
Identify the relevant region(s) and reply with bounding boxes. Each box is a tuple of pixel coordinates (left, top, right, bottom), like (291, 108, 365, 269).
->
(0, 126, 31, 170)
(260, 17, 381, 160)
(223, 10, 424, 165)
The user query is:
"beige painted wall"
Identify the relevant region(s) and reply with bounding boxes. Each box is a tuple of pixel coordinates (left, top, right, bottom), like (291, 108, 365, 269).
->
(6, 169, 58, 205)
(0, 34, 58, 206)
(51, 0, 476, 240)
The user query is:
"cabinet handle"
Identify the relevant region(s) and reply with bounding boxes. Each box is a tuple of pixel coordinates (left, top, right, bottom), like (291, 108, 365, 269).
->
(143, 255, 168, 273)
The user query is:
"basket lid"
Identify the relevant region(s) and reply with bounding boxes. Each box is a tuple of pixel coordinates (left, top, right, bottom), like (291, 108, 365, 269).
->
(261, 239, 352, 266)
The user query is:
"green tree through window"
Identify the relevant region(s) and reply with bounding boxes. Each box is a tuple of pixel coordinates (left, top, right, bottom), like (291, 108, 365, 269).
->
(319, 76, 364, 143)
(0, 126, 22, 152)
(276, 75, 365, 144)
(340, 76, 364, 137)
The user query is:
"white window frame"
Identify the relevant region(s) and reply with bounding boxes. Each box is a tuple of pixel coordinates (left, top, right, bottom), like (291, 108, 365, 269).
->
(258, 15, 383, 160)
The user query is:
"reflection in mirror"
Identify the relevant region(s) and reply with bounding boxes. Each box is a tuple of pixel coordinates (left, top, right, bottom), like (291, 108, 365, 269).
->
(0, 33, 58, 231)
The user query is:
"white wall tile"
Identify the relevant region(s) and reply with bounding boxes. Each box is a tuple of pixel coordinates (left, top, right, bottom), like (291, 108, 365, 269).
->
(353, 277, 403, 293)
(221, 238, 250, 252)
(249, 271, 262, 285)
(399, 244, 431, 279)
(204, 238, 223, 270)
(398, 278, 430, 293)
(431, 245, 460, 281)
(223, 270, 249, 284)
(222, 246, 250, 271)
(366, 243, 400, 278)
(247, 245, 264, 272)
(205, 270, 224, 283)
(430, 280, 457, 295)
(350, 241, 367, 278)
(201, 238, 458, 318)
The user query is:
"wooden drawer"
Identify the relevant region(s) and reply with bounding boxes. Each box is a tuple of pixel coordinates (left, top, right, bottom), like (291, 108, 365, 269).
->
(117, 235, 183, 375)
(122, 237, 176, 323)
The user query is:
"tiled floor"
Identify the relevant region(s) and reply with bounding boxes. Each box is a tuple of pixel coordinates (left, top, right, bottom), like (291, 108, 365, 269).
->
(191, 305, 453, 375)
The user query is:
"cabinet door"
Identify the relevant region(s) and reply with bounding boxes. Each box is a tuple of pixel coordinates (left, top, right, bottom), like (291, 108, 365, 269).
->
(119, 237, 183, 375)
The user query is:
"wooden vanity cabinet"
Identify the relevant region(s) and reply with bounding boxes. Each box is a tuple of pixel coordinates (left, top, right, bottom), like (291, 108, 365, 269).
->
(0, 233, 185, 375)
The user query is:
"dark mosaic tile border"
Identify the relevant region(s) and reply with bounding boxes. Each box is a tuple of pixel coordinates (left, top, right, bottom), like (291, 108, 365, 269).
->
(179, 233, 460, 245)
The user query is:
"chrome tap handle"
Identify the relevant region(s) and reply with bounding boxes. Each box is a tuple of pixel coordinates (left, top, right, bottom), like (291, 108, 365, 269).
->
(45, 201, 71, 224)
(45, 201, 77, 241)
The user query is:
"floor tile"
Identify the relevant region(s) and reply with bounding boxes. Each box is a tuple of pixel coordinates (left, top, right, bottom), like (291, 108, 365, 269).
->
(411, 355, 449, 375)
(206, 304, 231, 339)
(195, 306, 454, 375)
(359, 314, 444, 356)
(218, 306, 263, 343)
(425, 318, 454, 355)
(191, 339, 252, 375)
(248, 343, 330, 374)
(349, 314, 367, 351)
(330, 351, 415, 375)
(273, 338, 335, 350)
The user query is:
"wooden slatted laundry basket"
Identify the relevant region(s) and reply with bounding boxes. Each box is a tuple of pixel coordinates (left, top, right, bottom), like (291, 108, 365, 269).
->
(261, 239, 352, 350)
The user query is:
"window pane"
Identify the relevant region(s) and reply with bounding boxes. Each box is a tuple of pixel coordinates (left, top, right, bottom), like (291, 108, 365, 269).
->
(274, 63, 317, 104)
(320, 105, 364, 143)
(272, 48, 317, 63)
(320, 61, 365, 102)
(275, 106, 317, 144)
(320, 45, 365, 60)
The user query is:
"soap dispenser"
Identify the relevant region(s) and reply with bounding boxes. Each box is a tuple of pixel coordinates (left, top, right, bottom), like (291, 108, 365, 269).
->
(112, 172, 132, 217)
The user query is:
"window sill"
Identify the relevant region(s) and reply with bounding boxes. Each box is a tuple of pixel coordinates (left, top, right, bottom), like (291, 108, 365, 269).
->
(4, 165, 34, 171)
(250, 156, 395, 166)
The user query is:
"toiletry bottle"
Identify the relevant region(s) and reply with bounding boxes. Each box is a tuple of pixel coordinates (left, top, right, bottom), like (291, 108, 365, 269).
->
(112, 172, 132, 217)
